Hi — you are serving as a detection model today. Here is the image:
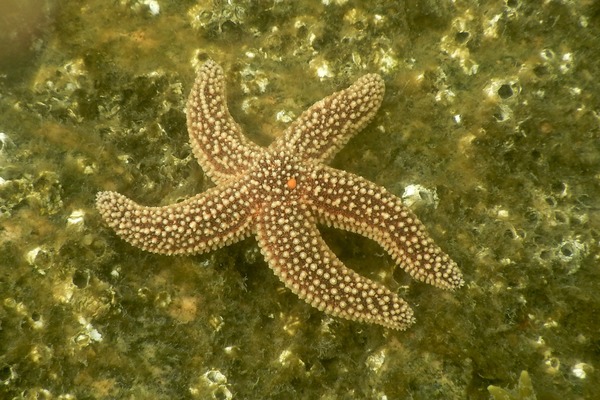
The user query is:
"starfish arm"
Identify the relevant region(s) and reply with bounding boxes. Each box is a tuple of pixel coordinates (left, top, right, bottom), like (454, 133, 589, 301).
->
(275, 73, 384, 163)
(255, 201, 415, 330)
(187, 60, 265, 183)
(304, 164, 464, 290)
(96, 181, 254, 255)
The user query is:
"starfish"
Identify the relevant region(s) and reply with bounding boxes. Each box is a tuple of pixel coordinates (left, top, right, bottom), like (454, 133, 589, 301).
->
(96, 60, 463, 330)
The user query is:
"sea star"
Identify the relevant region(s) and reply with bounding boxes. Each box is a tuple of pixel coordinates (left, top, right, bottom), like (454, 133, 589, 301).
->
(96, 60, 463, 330)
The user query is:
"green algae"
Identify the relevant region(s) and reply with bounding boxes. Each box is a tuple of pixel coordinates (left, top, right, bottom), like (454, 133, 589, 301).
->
(488, 371, 536, 400)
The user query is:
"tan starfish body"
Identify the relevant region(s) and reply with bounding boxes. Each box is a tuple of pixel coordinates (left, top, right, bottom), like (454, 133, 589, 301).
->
(96, 60, 463, 330)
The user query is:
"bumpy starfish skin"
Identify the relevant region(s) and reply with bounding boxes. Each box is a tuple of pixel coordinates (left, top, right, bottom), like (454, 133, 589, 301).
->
(96, 60, 463, 330)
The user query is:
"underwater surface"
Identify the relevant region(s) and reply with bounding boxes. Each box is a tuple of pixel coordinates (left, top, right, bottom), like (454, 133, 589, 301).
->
(1, 0, 599, 399)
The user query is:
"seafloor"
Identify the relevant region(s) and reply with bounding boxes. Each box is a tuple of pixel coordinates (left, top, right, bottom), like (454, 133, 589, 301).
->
(1, 1, 599, 399)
